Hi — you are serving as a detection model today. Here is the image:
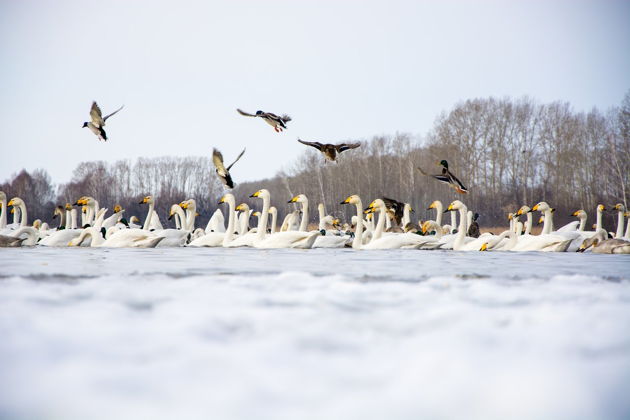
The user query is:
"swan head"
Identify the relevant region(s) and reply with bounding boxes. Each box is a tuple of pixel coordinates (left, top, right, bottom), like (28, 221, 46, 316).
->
(33, 219, 41, 229)
(340, 195, 360, 205)
(7, 197, 24, 207)
(517, 206, 530, 215)
(236, 203, 249, 212)
(250, 189, 269, 199)
(572, 210, 586, 218)
(613, 203, 626, 212)
(252, 211, 261, 217)
(404, 203, 414, 213)
(427, 200, 441, 210)
(130, 216, 140, 224)
(218, 194, 235, 205)
(597, 204, 606, 212)
(74, 197, 88, 206)
(65, 203, 73, 210)
(139, 195, 154, 205)
(288, 194, 307, 204)
(53, 205, 64, 218)
(113, 205, 123, 213)
(532, 202, 551, 212)
(446, 200, 465, 211)
(367, 199, 385, 211)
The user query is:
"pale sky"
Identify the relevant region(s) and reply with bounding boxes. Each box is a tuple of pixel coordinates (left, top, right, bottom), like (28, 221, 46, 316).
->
(1, 0, 628, 185)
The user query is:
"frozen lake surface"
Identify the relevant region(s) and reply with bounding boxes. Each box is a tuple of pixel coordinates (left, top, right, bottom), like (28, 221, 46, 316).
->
(1, 248, 629, 420)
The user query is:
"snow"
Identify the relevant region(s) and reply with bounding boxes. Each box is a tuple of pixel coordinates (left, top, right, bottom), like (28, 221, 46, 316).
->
(1, 248, 629, 420)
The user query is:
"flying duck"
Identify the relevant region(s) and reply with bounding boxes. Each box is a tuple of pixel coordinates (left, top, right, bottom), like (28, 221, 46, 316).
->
(237, 108, 291, 132)
(417, 160, 468, 194)
(212, 147, 246, 189)
(82, 101, 124, 141)
(297, 139, 361, 163)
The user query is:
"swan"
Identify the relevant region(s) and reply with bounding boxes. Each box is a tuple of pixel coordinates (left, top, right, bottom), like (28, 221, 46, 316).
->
(139, 196, 189, 246)
(280, 210, 300, 232)
(223, 203, 258, 247)
(7, 197, 28, 228)
(249, 189, 319, 249)
(236, 203, 252, 235)
(168, 204, 187, 229)
(7, 227, 39, 246)
(624, 211, 630, 240)
(102, 205, 125, 229)
(268, 206, 278, 233)
(481, 230, 518, 251)
(578, 229, 630, 254)
(189, 196, 234, 247)
(445, 200, 493, 251)
(290, 194, 349, 248)
(340, 196, 439, 250)
(69, 227, 164, 248)
(508, 202, 575, 252)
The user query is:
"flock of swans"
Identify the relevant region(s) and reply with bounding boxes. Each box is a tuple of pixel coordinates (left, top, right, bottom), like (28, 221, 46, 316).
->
(1, 189, 629, 253)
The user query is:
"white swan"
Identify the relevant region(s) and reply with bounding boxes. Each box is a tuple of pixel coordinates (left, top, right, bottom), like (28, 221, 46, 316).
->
(249, 189, 319, 249)
(445, 200, 493, 251)
(509, 202, 576, 252)
(340, 196, 438, 250)
(205, 209, 226, 233)
(102, 204, 125, 229)
(290, 194, 349, 248)
(69, 227, 164, 248)
(223, 203, 258, 247)
(139, 196, 189, 246)
(7, 197, 28, 228)
(189, 196, 234, 247)
(0, 191, 8, 232)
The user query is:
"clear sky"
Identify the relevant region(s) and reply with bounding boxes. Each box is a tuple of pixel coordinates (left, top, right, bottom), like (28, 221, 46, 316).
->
(1, 0, 628, 185)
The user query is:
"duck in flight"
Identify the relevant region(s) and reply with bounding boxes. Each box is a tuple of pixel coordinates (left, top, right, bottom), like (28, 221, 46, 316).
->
(297, 139, 361, 163)
(417, 160, 468, 194)
(212, 148, 246, 189)
(237, 108, 291, 132)
(82, 101, 124, 141)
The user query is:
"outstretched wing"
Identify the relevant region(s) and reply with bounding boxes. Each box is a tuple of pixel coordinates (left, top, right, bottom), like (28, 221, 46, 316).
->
(382, 197, 404, 225)
(90, 101, 104, 126)
(103, 105, 124, 122)
(227, 148, 246, 171)
(297, 139, 323, 151)
(237, 108, 257, 117)
(280, 114, 292, 123)
(212, 148, 228, 176)
(336, 143, 360, 153)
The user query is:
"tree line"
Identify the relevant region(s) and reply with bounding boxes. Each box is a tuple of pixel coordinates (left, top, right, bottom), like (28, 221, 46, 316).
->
(2, 93, 628, 231)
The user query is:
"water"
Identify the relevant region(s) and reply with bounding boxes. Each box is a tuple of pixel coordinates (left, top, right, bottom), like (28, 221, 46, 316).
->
(1, 248, 629, 420)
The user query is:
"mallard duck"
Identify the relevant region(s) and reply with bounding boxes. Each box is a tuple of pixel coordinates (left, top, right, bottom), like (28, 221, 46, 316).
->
(236, 108, 291, 132)
(297, 139, 360, 162)
(417, 160, 468, 194)
(212, 147, 246, 189)
(82, 101, 124, 141)
(467, 212, 480, 238)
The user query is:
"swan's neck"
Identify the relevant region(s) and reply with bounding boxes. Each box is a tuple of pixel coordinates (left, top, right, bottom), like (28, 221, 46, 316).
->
(222, 199, 237, 246)
(318, 204, 326, 230)
(70, 209, 78, 229)
(542, 209, 553, 235)
(185, 206, 196, 231)
(596, 208, 603, 231)
(372, 204, 387, 241)
(385, 212, 392, 230)
(616, 209, 625, 238)
(352, 199, 364, 249)
(453, 206, 468, 250)
(402, 204, 411, 227)
(143, 201, 155, 230)
(172, 206, 186, 230)
(257, 195, 270, 241)
(578, 214, 586, 231)
(59, 210, 68, 229)
(466, 211, 473, 232)
(78, 227, 105, 247)
(450, 211, 457, 233)
(434, 202, 443, 226)
(0, 196, 7, 229)
(625, 216, 630, 239)
(299, 198, 309, 232)
(524, 213, 532, 235)
(270, 209, 278, 233)
(18, 202, 27, 227)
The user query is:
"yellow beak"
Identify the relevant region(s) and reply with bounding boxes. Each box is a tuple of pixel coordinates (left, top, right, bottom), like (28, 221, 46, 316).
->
(532, 204, 539, 211)
(480, 243, 488, 251)
(7, 199, 15, 207)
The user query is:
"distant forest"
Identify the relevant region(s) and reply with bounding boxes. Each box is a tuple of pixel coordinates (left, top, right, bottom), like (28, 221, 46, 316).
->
(2, 93, 629, 230)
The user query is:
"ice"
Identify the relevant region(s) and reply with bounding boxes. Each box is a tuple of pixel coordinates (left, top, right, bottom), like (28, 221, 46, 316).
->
(1, 248, 629, 420)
